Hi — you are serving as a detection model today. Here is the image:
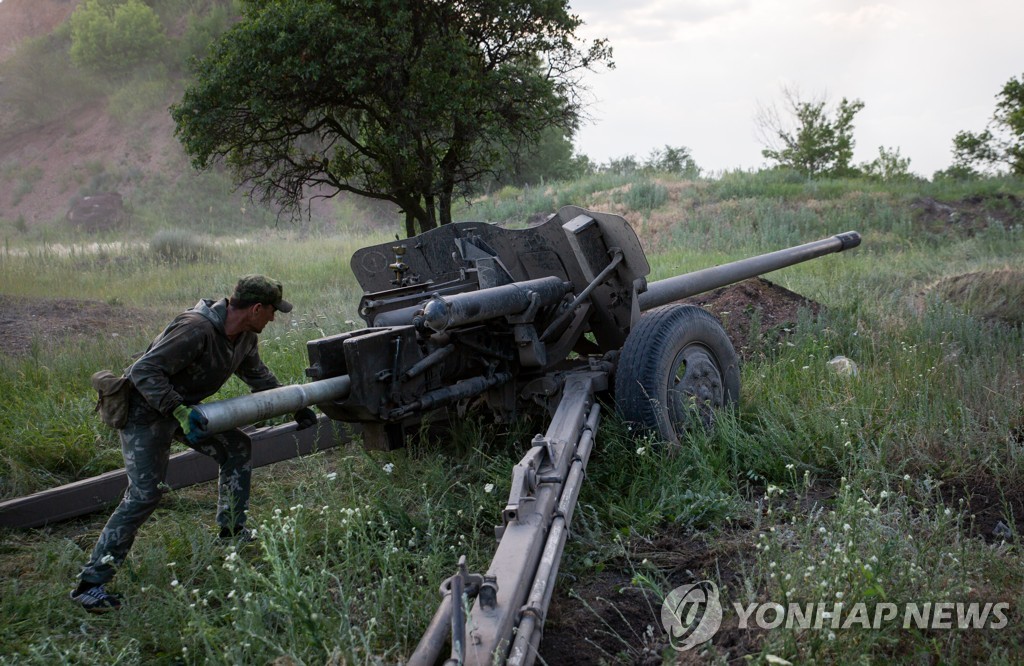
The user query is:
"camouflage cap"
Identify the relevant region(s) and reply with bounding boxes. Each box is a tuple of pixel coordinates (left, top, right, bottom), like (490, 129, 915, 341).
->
(232, 274, 293, 313)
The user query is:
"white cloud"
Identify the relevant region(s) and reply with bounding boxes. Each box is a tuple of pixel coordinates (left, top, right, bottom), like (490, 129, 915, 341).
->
(572, 0, 1024, 176)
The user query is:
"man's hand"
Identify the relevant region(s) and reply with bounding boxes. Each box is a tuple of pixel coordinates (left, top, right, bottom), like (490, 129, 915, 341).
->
(294, 407, 317, 430)
(173, 404, 208, 443)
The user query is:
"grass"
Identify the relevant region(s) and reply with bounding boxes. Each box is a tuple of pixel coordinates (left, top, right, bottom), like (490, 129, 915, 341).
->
(1, 172, 1024, 663)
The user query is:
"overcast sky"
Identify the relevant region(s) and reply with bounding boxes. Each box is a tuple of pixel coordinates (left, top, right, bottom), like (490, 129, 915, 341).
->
(571, 0, 1023, 177)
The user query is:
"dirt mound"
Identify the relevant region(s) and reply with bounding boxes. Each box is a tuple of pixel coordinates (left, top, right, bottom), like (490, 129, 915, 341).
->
(928, 269, 1024, 326)
(0, 295, 158, 357)
(912, 193, 1023, 235)
(678, 277, 822, 359)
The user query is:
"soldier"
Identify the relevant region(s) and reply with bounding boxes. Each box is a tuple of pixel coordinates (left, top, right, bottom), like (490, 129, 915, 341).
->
(71, 275, 317, 613)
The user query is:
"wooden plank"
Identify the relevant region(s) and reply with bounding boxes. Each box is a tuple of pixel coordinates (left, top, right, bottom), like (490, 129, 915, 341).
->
(0, 416, 353, 529)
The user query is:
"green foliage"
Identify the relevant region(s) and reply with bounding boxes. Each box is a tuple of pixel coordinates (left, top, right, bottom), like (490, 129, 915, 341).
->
(604, 154, 641, 174)
(0, 35, 104, 134)
(643, 145, 700, 177)
(758, 88, 865, 178)
(951, 72, 1024, 175)
(175, 1, 236, 65)
(6, 165, 43, 207)
(149, 229, 218, 263)
(614, 179, 668, 212)
(488, 126, 584, 188)
(69, 0, 168, 75)
(598, 146, 700, 178)
(172, 0, 613, 237)
(107, 70, 173, 126)
(861, 145, 913, 182)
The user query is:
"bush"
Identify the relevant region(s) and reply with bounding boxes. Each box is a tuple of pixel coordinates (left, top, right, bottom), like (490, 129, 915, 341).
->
(0, 35, 103, 133)
(70, 0, 167, 75)
(176, 2, 234, 66)
(107, 72, 173, 126)
(616, 179, 668, 212)
(149, 229, 218, 263)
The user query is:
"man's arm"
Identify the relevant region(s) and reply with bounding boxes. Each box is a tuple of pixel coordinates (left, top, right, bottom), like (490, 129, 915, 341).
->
(236, 336, 317, 430)
(128, 315, 206, 415)
(234, 335, 281, 393)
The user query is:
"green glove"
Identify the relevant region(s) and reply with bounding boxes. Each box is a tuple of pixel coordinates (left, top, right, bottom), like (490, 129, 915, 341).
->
(173, 404, 208, 443)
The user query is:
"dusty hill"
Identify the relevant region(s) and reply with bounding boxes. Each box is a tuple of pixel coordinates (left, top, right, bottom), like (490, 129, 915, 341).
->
(0, 0, 75, 61)
(0, 0, 297, 232)
(0, 0, 184, 227)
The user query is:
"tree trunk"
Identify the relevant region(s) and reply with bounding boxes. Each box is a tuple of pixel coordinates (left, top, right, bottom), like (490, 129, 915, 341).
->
(439, 187, 453, 226)
(405, 211, 416, 239)
(422, 194, 437, 233)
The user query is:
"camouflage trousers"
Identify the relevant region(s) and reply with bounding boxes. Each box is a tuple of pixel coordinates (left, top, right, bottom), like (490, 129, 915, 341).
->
(78, 403, 252, 586)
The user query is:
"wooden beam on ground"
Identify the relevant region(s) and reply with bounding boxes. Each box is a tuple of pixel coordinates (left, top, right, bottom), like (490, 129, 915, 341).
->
(0, 416, 353, 529)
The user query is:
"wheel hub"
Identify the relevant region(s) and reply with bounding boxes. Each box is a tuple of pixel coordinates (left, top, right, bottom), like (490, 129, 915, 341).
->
(669, 347, 724, 431)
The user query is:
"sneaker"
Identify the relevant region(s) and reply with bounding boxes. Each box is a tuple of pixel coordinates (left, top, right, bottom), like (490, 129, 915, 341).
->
(219, 526, 256, 543)
(71, 584, 122, 613)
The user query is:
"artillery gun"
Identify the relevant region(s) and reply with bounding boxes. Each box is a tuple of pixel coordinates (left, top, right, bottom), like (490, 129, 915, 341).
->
(193, 206, 860, 665)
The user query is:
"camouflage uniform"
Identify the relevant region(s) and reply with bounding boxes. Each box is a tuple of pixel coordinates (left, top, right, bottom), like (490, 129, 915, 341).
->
(79, 296, 282, 587)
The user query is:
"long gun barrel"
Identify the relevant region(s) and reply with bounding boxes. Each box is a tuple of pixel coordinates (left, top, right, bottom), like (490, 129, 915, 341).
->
(638, 231, 861, 311)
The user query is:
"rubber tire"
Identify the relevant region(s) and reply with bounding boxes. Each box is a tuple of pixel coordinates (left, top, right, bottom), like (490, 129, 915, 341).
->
(615, 304, 740, 445)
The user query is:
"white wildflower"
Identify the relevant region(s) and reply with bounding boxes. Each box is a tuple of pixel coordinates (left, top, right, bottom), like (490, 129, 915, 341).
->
(765, 656, 793, 666)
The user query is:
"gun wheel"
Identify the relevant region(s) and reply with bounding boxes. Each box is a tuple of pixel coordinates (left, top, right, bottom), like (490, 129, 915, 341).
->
(615, 304, 740, 445)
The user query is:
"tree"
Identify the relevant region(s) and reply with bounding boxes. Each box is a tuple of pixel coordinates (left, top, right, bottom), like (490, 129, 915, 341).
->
(171, 0, 612, 237)
(643, 145, 700, 177)
(69, 0, 166, 75)
(951, 73, 1024, 176)
(756, 87, 865, 178)
(861, 145, 913, 182)
(490, 126, 580, 187)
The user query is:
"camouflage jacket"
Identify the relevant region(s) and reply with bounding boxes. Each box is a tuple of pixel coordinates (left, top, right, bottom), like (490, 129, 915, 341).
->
(127, 298, 281, 416)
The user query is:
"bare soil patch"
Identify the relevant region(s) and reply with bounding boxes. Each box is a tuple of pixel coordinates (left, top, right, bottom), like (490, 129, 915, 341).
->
(0, 294, 158, 357)
(943, 475, 1024, 544)
(540, 526, 760, 664)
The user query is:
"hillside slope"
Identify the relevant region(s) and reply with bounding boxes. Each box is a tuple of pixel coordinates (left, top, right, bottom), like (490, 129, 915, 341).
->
(0, 0, 74, 61)
(0, 0, 284, 232)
